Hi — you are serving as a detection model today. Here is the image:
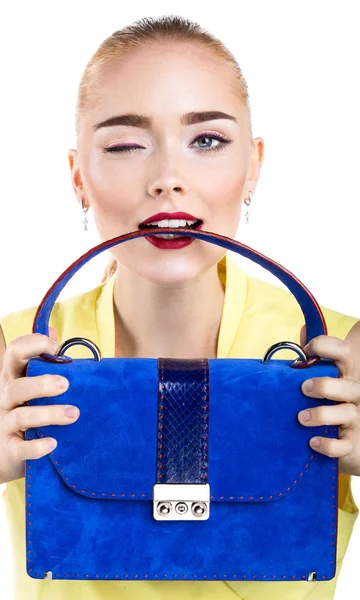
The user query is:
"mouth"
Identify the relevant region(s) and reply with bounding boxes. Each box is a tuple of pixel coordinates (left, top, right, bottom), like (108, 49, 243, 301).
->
(138, 211, 204, 231)
(138, 219, 203, 231)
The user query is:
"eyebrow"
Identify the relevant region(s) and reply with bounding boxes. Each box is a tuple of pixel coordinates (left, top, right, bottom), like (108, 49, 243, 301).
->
(93, 110, 237, 131)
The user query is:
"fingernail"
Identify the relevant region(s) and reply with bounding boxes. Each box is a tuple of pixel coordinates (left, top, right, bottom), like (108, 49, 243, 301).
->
(56, 377, 69, 390)
(302, 380, 314, 393)
(48, 438, 57, 450)
(310, 438, 320, 448)
(299, 410, 311, 422)
(65, 406, 79, 418)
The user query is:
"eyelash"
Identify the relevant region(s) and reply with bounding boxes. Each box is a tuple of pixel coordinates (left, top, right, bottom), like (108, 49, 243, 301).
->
(102, 132, 233, 155)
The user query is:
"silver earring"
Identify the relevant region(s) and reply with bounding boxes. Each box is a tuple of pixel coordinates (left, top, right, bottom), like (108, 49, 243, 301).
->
(81, 198, 89, 231)
(244, 191, 252, 225)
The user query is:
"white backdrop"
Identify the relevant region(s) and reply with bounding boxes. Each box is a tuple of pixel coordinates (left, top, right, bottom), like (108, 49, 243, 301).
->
(0, 1, 359, 598)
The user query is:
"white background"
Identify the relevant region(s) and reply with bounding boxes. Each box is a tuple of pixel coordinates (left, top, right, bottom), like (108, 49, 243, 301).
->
(0, 1, 359, 598)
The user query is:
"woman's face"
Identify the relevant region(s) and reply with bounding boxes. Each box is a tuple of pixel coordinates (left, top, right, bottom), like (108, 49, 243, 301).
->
(69, 43, 264, 284)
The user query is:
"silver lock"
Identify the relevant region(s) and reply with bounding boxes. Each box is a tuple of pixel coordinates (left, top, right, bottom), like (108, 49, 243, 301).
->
(153, 484, 210, 521)
(175, 502, 188, 515)
(157, 502, 172, 515)
(191, 501, 207, 517)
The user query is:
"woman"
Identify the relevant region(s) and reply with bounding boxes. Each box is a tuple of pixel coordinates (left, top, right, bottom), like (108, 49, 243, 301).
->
(0, 14, 360, 600)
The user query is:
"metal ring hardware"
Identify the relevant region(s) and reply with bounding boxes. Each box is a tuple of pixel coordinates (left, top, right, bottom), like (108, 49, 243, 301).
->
(56, 337, 102, 361)
(262, 341, 307, 364)
(262, 341, 320, 368)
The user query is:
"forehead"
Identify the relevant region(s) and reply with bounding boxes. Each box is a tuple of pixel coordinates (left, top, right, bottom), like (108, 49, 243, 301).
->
(84, 43, 244, 125)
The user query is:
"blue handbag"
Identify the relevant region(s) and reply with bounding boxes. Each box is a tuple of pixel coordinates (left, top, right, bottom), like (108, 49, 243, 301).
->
(25, 227, 341, 584)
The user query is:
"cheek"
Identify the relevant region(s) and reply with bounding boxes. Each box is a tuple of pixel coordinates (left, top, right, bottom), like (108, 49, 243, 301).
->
(200, 164, 245, 241)
(205, 166, 246, 216)
(201, 147, 247, 196)
(82, 150, 141, 221)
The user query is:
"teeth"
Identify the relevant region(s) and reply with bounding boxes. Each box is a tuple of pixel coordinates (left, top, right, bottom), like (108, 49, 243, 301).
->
(148, 219, 197, 227)
(156, 233, 184, 239)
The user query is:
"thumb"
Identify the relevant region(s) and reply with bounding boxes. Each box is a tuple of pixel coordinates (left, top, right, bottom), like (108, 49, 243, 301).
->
(300, 324, 307, 348)
(48, 326, 58, 342)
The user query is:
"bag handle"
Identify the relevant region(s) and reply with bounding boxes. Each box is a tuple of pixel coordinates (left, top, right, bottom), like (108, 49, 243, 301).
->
(32, 227, 326, 347)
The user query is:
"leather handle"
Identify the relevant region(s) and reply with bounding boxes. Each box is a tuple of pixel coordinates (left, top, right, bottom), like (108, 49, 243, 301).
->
(32, 227, 327, 345)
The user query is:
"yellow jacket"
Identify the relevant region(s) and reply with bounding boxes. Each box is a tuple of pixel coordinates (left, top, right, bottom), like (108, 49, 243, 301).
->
(1, 253, 358, 600)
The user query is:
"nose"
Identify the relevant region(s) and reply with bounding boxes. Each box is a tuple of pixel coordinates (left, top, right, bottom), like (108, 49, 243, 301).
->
(148, 162, 189, 198)
(148, 180, 187, 197)
(147, 144, 191, 198)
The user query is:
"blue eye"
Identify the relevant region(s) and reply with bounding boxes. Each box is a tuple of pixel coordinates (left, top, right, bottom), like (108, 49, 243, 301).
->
(103, 133, 233, 154)
(191, 133, 232, 153)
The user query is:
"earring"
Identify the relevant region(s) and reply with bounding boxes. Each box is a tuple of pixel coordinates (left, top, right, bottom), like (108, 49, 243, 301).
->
(81, 198, 89, 231)
(244, 191, 252, 225)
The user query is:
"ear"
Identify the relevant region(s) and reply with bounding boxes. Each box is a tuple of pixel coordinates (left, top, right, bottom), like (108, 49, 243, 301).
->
(300, 323, 307, 348)
(68, 148, 84, 206)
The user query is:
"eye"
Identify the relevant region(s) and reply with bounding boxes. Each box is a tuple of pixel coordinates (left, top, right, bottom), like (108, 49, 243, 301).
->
(190, 132, 233, 153)
(102, 145, 141, 155)
(102, 132, 233, 155)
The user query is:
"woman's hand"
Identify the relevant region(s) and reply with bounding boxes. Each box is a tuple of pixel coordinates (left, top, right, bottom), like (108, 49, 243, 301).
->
(0, 327, 79, 484)
(297, 321, 360, 477)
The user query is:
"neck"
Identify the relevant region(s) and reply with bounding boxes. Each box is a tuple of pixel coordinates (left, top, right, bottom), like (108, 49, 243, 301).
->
(112, 262, 225, 359)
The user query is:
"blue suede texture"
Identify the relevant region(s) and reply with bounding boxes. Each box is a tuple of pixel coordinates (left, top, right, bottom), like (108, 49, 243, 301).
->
(25, 355, 340, 581)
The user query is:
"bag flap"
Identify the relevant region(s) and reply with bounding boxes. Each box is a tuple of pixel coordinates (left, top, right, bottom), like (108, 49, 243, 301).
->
(26, 356, 340, 502)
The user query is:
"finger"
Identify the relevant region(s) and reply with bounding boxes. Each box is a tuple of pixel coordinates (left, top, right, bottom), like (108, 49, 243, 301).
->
(301, 376, 360, 404)
(298, 402, 358, 428)
(8, 434, 58, 461)
(302, 335, 353, 378)
(300, 324, 307, 348)
(48, 327, 58, 342)
(308, 436, 354, 458)
(1, 334, 59, 381)
(1, 374, 69, 411)
(4, 403, 80, 435)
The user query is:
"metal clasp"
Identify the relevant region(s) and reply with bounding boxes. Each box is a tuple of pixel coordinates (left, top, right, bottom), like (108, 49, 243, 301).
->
(153, 484, 210, 521)
(262, 341, 307, 364)
(262, 341, 320, 368)
(57, 337, 102, 361)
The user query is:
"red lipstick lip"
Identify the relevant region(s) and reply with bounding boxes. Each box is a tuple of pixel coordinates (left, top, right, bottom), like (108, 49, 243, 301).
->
(142, 221, 203, 249)
(139, 212, 202, 225)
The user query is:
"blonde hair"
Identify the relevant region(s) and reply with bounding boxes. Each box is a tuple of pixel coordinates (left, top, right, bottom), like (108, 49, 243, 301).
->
(75, 15, 253, 285)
